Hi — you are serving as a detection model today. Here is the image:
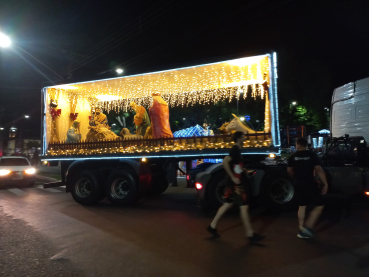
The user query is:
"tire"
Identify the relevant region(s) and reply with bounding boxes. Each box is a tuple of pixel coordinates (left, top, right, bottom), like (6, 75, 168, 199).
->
(261, 174, 297, 212)
(71, 170, 104, 205)
(207, 171, 227, 209)
(105, 170, 138, 206)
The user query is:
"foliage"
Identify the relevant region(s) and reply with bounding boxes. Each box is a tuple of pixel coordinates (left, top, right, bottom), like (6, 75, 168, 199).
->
(279, 104, 329, 132)
(25, 140, 41, 150)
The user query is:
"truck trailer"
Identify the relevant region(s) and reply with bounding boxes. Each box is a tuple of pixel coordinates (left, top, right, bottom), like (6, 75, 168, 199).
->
(41, 52, 280, 206)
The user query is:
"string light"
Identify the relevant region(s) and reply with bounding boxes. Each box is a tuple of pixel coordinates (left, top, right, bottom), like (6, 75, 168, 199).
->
(45, 55, 270, 112)
(46, 139, 272, 157)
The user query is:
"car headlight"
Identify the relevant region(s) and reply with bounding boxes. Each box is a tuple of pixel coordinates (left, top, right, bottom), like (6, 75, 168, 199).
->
(0, 169, 11, 176)
(25, 168, 36, 174)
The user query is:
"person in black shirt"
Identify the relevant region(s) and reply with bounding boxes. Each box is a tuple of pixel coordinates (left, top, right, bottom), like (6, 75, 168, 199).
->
(207, 131, 264, 243)
(287, 137, 328, 239)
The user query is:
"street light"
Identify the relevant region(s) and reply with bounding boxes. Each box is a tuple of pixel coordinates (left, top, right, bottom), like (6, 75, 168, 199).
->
(0, 32, 11, 48)
(240, 117, 245, 121)
(292, 101, 296, 105)
(24, 115, 29, 118)
(116, 68, 123, 74)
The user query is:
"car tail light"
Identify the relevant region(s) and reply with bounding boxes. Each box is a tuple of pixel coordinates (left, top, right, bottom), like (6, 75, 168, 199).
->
(0, 169, 11, 176)
(25, 168, 36, 174)
(186, 175, 189, 180)
(195, 183, 202, 190)
(365, 191, 369, 196)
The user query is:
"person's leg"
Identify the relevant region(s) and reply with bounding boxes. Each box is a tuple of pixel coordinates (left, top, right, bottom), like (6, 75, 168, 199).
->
(210, 202, 234, 229)
(239, 205, 254, 237)
(297, 206, 306, 230)
(305, 205, 324, 229)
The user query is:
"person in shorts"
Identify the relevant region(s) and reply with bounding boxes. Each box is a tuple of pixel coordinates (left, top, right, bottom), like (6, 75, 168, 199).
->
(206, 131, 264, 243)
(287, 137, 328, 239)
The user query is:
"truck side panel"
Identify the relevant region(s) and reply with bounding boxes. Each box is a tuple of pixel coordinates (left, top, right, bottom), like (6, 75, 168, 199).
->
(332, 77, 369, 146)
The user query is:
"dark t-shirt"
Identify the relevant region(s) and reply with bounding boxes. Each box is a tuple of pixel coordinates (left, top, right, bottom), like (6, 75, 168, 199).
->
(287, 150, 320, 185)
(227, 145, 243, 184)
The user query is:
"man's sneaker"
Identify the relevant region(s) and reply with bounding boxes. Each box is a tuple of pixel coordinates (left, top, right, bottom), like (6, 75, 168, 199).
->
(301, 227, 315, 238)
(297, 231, 311, 239)
(206, 225, 220, 238)
(248, 233, 265, 243)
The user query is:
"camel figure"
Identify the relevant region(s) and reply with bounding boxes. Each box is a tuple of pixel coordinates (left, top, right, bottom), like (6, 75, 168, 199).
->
(119, 128, 143, 140)
(225, 114, 263, 134)
(219, 122, 231, 135)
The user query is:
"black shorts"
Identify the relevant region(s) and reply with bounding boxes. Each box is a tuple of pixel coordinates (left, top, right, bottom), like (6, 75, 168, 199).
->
(294, 183, 324, 207)
(223, 176, 250, 206)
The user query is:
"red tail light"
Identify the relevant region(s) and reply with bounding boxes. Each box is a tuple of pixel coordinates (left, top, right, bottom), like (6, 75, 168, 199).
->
(365, 191, 369, 196)
(186, 175, 189, 180)
(195, 183, 202, 190)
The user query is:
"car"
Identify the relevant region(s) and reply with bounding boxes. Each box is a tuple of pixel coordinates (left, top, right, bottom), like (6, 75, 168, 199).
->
(0, 156, 36, 186)
(187, 163, 218, 188)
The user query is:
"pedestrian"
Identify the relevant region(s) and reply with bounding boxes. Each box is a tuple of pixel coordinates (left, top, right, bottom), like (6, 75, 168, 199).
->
(206, 131, 265, 243)
(287, 137, 329, 239)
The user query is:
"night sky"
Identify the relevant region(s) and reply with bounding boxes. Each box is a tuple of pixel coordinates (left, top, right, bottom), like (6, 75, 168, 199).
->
(1, 0, 369, 136)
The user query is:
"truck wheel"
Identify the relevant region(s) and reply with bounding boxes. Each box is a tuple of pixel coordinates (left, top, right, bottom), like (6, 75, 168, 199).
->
(105, 171, 138, 206)
(261, 175, 297, 212)
(207, 171, 227, 209)
(71, 170, 103, 205)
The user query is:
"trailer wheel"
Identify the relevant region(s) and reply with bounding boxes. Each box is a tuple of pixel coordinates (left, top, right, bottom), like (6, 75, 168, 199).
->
(71, 170, 103, 205)
(261, 175, 297, 212)
(207, 171, 227, 209)
(105, 170, 138, 205)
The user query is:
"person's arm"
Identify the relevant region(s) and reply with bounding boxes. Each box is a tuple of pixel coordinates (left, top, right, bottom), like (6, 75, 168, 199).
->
(287, 154, 294, 177)
(314, 165, 328, 195)
(222, 156, 240, 184)
(287, 167, 294, 178)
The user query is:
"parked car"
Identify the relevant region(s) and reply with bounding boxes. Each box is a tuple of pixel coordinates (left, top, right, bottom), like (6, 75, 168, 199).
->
(0, 156, 36, 186)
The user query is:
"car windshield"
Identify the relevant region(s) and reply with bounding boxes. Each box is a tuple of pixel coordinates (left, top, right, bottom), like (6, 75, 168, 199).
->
(0, 158, 29, 166)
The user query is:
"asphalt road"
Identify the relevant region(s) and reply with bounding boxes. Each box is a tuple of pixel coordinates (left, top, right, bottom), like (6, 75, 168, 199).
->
(0, 177, 369, 277)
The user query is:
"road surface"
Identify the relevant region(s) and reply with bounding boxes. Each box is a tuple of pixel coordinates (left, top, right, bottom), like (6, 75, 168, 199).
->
(0, 177, 369, 277)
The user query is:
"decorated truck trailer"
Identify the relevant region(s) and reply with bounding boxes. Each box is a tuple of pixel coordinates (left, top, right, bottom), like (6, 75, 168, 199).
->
(41, 52, 280, 206)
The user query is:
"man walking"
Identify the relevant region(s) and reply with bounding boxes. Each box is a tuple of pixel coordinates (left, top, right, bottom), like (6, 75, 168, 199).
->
(206, 131, 264, 243)
(287, 137, 328, 239)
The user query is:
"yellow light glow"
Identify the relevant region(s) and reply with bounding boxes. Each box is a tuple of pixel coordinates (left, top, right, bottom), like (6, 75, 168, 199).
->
(96, 95, 122, 101)
(45, 54, 270, 111)
(0, 169, 11, 176)
(141, 157, 146, 162)
(223, 80, 264, 88)
(52, 85, 78, 90)
(25, 168, 36, 174)
(269, 153, 275, 158)
(227, 56, 264, 66)
(365, 191, 369, 196)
